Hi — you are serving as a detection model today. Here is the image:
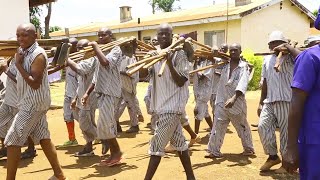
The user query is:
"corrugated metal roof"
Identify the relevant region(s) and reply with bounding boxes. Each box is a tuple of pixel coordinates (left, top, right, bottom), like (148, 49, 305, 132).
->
(30, 0, 56, 7)
(50, 0, 314, 37)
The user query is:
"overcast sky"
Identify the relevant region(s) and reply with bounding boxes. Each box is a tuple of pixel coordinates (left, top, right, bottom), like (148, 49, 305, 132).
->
(40, 0, 320, 28)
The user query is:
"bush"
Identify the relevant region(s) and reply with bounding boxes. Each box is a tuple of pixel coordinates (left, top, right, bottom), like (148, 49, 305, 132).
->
(242, 49, 263, 91)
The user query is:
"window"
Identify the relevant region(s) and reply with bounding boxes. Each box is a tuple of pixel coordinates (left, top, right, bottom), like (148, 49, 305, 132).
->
(204, 30, 225, 47)
(143, 36, 151, 44)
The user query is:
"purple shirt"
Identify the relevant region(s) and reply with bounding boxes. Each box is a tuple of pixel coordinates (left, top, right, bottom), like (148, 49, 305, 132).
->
(315, 6, 320, 30)
(292, 45, 320, 144)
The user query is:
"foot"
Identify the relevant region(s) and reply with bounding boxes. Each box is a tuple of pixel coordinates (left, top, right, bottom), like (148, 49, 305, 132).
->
(138, 115, 144, 122)
(98, 153, 123, 167)
(21, 149, 38, 159)
(204, 153, 223, 158)
(74, 148, 94, 157)
(260, 156, 281, 171)
(125, 125, 139, 133)
(48, 175, 67, 180)
(164, 144, 176, 153)
(241, 150, 255, 156)
(57, 139, 79, 148)
(274, 166, 288, 174)
(101, 141, 110, 155)
(189, 135, 201, 147)
(117, 123, 122, 133)
(0, 148, 7, 158)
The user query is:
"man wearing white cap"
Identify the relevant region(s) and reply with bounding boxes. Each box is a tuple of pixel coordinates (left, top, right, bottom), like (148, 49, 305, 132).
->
(257, 31, 300, 173)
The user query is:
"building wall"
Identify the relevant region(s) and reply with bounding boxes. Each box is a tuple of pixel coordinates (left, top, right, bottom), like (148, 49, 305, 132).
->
(0, 0, 30, 39)
(241, 0, 311, 52)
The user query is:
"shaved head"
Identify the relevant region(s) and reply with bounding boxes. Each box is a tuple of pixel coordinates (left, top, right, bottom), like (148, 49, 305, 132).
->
(157, 23, 173, 33)
(77, 39, 90, 51)
(220, 43, 229, 53)
(230, 43, 241, 51)
(98, 27, 112, 44)
(229, 43, 242, 61)
(16, 23, 37, 49)
(17, 23, 36, 34)
(157, 23, 173, 49)
(99, 27, 112, 35)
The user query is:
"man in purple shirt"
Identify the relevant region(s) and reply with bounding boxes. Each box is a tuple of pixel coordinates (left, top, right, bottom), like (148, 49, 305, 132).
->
(283, 43, 320, 179)
(315, 6, 320, 30)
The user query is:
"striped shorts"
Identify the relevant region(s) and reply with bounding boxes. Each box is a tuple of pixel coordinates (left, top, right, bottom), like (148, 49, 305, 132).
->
(63, 96, 78, 122)
(96, 93, 120, 140)
(75, 107, 97, 143)
(0, 104, 18, 139)
(4, 110, 50, 146)
(149, 113, 188, 156)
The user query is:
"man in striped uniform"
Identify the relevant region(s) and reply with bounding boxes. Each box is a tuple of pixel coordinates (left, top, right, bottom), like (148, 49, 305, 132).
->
(60, 37, 79, 147)
(145, 23, 195, 180)
(82, 28, 124, 166)
(257, 31, 300, 173)
(206, 43, 254, 158)
(115, 53, 141, 133)
(66, 39, 98, 157)
(193, 57, 213, 135)
(4, 23, 65, 180)
(0, 57, 18, 159)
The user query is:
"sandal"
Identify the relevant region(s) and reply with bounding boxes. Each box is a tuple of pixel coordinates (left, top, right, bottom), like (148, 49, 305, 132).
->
(21, 149, 37, 159)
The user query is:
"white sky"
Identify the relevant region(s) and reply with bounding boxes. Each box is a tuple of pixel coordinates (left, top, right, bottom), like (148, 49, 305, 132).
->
(39, 0, 320, 28)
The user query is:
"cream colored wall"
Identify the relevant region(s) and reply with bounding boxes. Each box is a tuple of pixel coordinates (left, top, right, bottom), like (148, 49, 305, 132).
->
(113, 31, 138, 40)
(114, 20, 242, 46)
(0, 0, 29, 39)
(241, 0, 310, 52)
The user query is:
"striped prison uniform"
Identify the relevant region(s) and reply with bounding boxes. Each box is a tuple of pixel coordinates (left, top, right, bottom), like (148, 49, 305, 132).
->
(193, 59, 212, 121)
(210, 57, 223, 117)
(258, 54, 294, 156)
(0, 58, 18, 139)
(207, 60, 254, 157)
(74, 57, 98, 143)
(93, 46, 122, 140)
(63, 67, 78, 122)
(148, 49, 189, 156)
(5, 42, 51, 146)
(115, 56, 140, 127)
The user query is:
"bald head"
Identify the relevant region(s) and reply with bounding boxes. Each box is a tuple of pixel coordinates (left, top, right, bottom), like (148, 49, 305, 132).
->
(157, 23, 173, 49)
(229, 43, 242, 61)
(17, 23, 36, 34)
(220, 43, 229, 53)
(98, 27, 112, 44)
(16, 23, 37, 49)
(77, 39, 90, 51)
(68, 37, 78, 53)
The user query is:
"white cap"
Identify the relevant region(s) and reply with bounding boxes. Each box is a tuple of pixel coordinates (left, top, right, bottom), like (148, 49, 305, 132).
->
(268, 31, 288, 43)
(306, 35, 320, 44)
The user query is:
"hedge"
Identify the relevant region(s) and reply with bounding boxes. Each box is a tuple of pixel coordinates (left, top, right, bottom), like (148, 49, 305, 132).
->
(242, 49, 263, 91)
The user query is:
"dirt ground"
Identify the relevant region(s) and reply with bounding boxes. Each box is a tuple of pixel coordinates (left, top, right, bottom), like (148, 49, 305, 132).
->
(0, 82, 298, 180)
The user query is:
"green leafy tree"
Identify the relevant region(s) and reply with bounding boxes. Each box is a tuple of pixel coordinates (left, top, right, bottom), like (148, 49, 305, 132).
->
(149, 0, 180, 13)
(49, 26, 62, 33)
(313, 9, 318, 17)
(29, 6, 42, 33)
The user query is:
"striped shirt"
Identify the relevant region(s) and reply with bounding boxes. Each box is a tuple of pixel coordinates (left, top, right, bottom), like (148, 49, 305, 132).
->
(16, 42, 51, 111)
(64, 67, 78, 98)
(120, 56, 139, 94)
(211, 57, 223, 95)
(3, 58, 18, 108)
(150, 50, 190, 114)
(92, 46, 123, 98)
(193, 59, 213, 101)
(262, 54, 294, 103)
(215, 60, 250, 115)
(76, 57, 98, 110)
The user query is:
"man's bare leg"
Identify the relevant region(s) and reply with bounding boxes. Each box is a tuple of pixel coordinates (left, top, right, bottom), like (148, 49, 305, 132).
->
(205, 116, 213, 130)
(194, 119, 201, 134)
(40, 139, 65, 179)
(145, 155, 161, 180)
(177, 150, 196, 180)
(107, 138, 122, 159)
(6, 146, 21, 180)
(183, 125, 197, 139)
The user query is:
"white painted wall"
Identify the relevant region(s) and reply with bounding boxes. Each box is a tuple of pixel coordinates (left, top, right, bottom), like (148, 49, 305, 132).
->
(0, 0, 30, 39)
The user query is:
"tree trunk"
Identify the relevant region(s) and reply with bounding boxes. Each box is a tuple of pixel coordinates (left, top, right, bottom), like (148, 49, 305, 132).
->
(44, 3, 52, 39)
